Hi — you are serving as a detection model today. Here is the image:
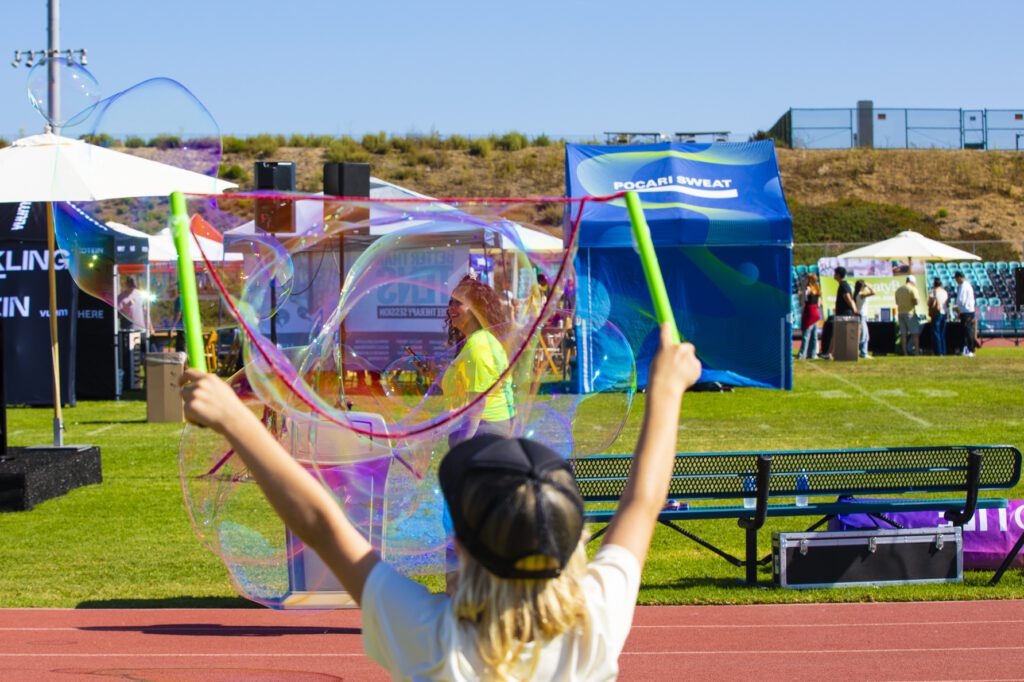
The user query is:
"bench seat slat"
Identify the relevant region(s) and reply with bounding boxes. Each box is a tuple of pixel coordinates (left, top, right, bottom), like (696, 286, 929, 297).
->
(583, 497, 1009, 523)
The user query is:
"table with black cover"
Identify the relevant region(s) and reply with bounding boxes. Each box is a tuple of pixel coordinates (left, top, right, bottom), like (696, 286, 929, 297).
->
(819, 318, 898, 356)
(919, 321, 968, 355)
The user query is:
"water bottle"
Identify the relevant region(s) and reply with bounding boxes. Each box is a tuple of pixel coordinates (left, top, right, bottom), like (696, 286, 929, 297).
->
(743, 475, 756, 509)
(795, 470, 809, 507)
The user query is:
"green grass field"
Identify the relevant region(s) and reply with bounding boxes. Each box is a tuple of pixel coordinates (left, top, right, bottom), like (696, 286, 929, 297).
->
(1, 348, 1022, 607)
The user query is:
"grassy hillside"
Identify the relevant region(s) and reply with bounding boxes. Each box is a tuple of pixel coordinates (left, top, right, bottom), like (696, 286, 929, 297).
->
(116, 133, 1024, 255)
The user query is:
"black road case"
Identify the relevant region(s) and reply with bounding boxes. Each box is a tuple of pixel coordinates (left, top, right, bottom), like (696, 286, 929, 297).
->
(772, 527, 962, 589)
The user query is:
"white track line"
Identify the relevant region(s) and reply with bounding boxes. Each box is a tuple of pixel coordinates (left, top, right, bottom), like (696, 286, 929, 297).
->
(619, 646, 1024, 655)
(631, 619, 1024, 628)
(0, 653, 364, 657)
(2, 619, 1022, 633)
(805, 362, 932, 427)
(84, 424, 116, 437)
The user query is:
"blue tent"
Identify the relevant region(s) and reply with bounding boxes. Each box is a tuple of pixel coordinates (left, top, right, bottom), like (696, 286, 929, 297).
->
(566, 141, 793, 390)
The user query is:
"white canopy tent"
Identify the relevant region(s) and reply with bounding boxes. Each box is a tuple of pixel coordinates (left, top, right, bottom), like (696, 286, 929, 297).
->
(222, 177, 564, 251)
(836, 230, 982, 262)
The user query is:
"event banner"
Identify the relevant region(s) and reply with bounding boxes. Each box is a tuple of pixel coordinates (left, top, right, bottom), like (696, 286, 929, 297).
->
(816, 258, 928, 319)
(566, 141, 793, 390)
(0, 202, 80, 405)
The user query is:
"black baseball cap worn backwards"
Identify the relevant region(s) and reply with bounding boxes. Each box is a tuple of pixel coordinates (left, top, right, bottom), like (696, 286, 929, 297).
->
(439, 434, 584, 580)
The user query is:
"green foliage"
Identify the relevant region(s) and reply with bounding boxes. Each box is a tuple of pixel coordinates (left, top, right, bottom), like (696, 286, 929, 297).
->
(148, 134, 181, 150)
(79, 133, 119, 147)
(247, 134, 283, 159)
(361, 131, 389, 155)
(791, 198, 939, 244)
(222, 136, 247, 154)
(124, 136, 145, 148)
(468, 138, 492, 158)
(532, 133, 552, 147)
(936, 208, 949, 218)
(324, 136, 370, 163)
(218, 163, 248, 182)
(495, 131, 529, 152)
(443, 134, 471, 151)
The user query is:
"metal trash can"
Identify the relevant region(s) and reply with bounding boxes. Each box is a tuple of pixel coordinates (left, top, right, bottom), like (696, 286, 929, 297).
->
(145, 352, 187, 423)
(832, 316, 860, 362)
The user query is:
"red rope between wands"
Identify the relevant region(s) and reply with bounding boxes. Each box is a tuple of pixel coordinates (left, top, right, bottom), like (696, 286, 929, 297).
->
(194, 193, 614, 479)
(187, 191, 627, 204)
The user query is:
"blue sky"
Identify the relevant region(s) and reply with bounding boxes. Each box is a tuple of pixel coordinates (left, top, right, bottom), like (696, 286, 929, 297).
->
(1, 0, 1021, 140)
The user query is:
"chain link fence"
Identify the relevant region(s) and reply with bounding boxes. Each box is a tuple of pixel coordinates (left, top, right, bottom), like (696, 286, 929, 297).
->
(770, 107, 1024, 150)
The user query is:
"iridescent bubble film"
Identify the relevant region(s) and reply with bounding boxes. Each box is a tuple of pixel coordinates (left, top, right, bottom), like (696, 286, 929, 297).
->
(26, 57, 101, 128)
(174, 193, 635, 608)
(51, 77, 233, 331)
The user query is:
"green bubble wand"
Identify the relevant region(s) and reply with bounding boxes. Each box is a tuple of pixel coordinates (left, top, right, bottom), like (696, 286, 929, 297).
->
(170, 191, 208, 372)
(624, 191, 682, 343)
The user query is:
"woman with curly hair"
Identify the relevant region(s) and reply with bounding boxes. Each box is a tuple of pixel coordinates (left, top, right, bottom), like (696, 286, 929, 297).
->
(443, 275, 517, 446)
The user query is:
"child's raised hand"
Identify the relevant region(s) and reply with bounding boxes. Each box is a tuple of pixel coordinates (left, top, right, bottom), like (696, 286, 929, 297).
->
(648, 323, 701, 395)
(180, 369, 248, 434)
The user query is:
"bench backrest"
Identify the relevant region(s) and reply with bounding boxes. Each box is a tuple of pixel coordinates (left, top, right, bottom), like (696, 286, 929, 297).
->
(571, 445, 1022, 502)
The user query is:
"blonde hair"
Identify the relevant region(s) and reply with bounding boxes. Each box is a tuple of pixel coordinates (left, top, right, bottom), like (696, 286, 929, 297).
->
(451, 540, 590, 680)
(806, 273, 821, 296)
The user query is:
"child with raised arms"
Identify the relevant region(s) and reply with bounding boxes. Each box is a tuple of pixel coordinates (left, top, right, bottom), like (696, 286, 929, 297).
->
(181, 324, 701, 680)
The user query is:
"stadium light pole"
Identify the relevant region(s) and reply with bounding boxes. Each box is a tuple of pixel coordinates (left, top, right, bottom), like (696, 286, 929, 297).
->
(9, 0, 88, 134)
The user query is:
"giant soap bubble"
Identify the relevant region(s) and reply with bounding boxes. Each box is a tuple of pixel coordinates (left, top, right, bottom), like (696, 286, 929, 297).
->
(50, 77, 242, 333)
(169, 192, 636, 608)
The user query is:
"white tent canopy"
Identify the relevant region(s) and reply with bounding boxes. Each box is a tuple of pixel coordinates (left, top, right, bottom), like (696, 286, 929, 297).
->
(222, 177, 564, 251)
(0, 132, 235, 202)
(106, 221, 241, 262)
(836, 230, 981, 262)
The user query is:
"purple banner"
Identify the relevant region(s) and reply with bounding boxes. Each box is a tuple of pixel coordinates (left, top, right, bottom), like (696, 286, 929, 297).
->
(830, 499, 1024, 570)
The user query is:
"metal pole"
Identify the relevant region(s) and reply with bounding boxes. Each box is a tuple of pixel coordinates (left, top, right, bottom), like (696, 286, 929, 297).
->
(46, 203, 63, 446)
(47, 0, 59, 130)
(112, 264, 121, 400)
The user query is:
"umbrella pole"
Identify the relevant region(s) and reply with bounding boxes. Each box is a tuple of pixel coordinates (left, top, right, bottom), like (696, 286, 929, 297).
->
(46, 202, 64, 447)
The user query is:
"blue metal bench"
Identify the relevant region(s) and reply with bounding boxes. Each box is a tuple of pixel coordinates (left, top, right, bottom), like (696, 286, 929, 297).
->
(571, 445, 1022, 584)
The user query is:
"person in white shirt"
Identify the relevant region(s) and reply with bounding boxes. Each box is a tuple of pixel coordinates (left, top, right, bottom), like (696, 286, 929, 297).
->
(953, 271, 977, 357)
(853, 280, 875, 359)
(928, 278, 949, 356)
(179, 324, 702, 681)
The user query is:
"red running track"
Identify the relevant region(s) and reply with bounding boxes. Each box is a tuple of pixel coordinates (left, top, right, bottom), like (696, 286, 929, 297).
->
(2, 600, 1023, 681)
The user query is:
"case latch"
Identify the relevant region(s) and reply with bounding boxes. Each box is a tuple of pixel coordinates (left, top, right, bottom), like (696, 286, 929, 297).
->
(868, 537, 878, 553)
(799, 539, 809, 556)
(935, 533, 944, 551)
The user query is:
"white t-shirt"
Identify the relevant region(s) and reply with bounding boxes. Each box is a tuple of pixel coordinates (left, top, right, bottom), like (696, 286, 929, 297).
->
(855, 293, 870, 319)
(362, 544, 641, 681)
(931, 288, 949, 315)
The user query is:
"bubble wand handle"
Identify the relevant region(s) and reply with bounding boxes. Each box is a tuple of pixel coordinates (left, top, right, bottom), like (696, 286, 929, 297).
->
(624, 191, 682, 344)
(170, 191, 208, 372)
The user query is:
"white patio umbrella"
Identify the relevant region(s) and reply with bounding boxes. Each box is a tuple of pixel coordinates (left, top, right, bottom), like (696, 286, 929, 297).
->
(0, 131, 235, 445)
(836, 230, 982, 262)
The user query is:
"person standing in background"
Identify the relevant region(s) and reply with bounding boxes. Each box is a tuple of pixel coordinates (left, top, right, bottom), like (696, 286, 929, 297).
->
(821, 266, 856, 360)
(953, 271, 977, 357)
(928, 278, 949, 356)
(797, 273, 822, 360)
(894, 276, 921, 356)
(853, 279, 875, 359)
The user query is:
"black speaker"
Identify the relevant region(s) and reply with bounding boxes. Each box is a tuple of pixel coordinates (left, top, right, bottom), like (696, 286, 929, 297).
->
(1015, 268, 1024, 308)
(254, 162, 296, 191)
(324, 162, 370, 197)
(253, 162, 296, 233)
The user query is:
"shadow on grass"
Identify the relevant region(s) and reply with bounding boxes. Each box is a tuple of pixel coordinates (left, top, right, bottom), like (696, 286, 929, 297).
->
(77, 596, 256, 609)
(78, 623, 361, 637)
(643, 576, 770, 591)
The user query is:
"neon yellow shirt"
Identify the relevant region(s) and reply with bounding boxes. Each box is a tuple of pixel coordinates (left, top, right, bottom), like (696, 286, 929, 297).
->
(442, 329, 515, 422)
